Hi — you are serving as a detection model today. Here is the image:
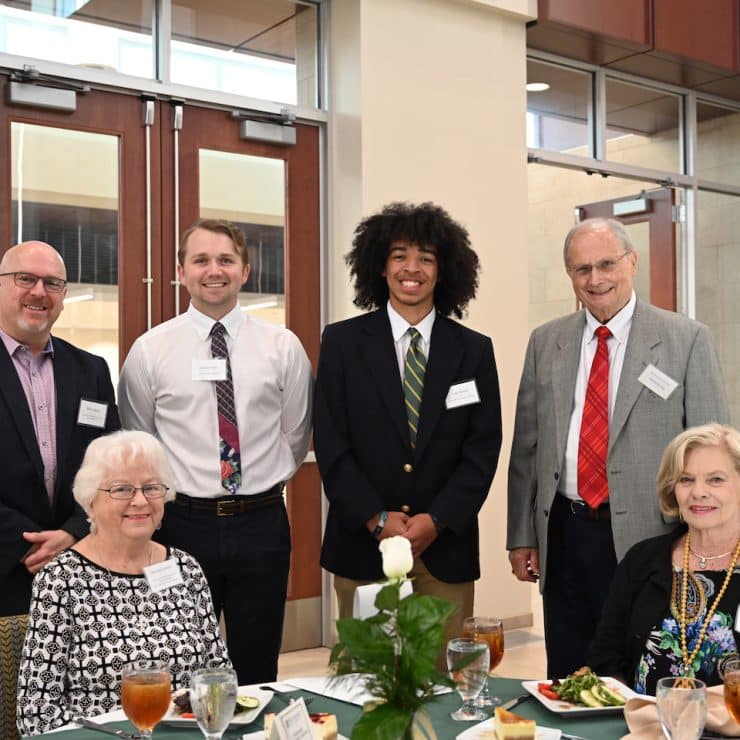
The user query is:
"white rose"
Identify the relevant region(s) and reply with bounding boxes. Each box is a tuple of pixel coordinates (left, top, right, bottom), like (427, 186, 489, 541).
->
(378, 536, 413, 580)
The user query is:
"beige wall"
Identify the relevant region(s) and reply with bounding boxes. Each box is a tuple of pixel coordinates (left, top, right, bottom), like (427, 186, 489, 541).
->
(329, 0, 536, 629)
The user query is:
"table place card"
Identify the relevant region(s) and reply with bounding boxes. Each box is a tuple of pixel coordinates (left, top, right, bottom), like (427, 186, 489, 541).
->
(267, 698, 315, 740)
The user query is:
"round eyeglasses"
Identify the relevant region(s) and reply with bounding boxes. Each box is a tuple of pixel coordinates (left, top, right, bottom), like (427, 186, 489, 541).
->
(98, 484, 169, 500)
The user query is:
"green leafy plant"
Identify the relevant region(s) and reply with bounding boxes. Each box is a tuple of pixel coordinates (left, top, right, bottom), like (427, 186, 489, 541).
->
(329, 537, 457, 739)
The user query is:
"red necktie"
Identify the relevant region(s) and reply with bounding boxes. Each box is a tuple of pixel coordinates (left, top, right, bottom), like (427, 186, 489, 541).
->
(578, 325, 612, 509)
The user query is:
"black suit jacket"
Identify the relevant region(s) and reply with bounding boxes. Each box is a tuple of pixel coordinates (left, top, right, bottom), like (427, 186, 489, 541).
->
(315, 309, 502, 582)
(0, 336, 120, 616)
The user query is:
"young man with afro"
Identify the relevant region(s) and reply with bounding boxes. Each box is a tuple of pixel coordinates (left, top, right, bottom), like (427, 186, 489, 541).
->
(314, 202, 502, 639)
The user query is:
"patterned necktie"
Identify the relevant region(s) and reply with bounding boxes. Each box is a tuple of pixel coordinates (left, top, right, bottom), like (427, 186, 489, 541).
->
(211, 322, 242, 494)
(403, 328, 426, 448)
(578, 325, 612, 509)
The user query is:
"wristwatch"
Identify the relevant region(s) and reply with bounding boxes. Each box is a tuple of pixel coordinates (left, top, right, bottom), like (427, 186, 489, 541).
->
(430, 513, 445, 535)
(372, 510, 389, 539)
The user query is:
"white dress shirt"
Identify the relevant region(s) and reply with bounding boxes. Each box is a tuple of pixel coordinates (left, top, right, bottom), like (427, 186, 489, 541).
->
(561, 291, 636, 500)
(387, 302, 436, 383)
(118, 304, 313, 498)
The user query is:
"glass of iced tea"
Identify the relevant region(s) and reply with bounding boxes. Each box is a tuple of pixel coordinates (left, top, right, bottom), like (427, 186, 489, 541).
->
(462, 616, 504, 707)
(120, 660, 172, 739)
(723, 670, 740, 724)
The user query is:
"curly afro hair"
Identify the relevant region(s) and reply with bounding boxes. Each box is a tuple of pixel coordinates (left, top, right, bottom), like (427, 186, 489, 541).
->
(345, 201, 480, 319)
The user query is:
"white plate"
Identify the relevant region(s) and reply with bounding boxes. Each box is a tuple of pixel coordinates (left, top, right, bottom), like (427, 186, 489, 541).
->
(162, 684, 273, 727)
(522, 676, 638, 716)
(457, 719, 561, 739)
(242, 734, 349, 740)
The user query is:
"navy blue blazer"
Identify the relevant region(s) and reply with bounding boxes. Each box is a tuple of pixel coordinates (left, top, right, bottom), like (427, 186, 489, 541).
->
(314, 309, 502, 582)
(0, 336, 120, 616)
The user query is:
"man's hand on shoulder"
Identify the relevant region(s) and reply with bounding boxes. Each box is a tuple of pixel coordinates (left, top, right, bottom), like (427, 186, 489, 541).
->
(404, 514, 437, 558)
(509, 547, 540, 583)
(22, 530, 76, 574)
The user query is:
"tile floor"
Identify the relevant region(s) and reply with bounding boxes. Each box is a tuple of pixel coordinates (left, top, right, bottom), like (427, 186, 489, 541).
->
(277, 618, 547, 681)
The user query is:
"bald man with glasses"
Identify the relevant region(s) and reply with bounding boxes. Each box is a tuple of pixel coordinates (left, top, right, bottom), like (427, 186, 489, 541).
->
(0, 241, 120, 614)
(506, 218, 729, 679)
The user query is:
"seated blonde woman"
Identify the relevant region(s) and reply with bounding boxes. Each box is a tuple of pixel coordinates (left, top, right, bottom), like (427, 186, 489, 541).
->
(589, 423, 740, 694)
(16, 430, 230, 736)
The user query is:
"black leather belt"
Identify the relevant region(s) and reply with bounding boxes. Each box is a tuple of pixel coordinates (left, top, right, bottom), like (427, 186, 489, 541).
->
(174, 485, 284, 517)
(556, 493, 611, 521)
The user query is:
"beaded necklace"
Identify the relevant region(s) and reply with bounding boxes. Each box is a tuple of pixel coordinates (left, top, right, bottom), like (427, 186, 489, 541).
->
(679, 532, 740, 677)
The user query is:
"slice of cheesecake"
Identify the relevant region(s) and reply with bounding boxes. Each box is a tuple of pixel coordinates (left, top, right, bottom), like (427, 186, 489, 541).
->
(493, 706, 536, 740)
(264, 711, 338, 740)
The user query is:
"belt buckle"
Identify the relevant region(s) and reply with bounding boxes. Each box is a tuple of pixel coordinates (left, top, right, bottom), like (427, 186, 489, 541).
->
(216, 499, 238, 517)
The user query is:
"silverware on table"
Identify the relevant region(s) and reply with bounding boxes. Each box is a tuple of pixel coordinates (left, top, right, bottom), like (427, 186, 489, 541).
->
(259, 685, 314, 707)
(561, 734, 591, 740)
(72, 716, 143, 739)
(500, 693, 531, 712)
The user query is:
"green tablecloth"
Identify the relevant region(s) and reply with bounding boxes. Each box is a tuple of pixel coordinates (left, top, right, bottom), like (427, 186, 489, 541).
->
(36, 677, 628, 739)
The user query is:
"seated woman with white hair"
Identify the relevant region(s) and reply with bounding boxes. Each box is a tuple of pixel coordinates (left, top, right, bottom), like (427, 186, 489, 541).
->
(16, 430, 230, 736)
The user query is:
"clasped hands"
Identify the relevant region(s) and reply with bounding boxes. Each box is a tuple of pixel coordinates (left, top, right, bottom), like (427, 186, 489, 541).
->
(367, 510, 437, 558)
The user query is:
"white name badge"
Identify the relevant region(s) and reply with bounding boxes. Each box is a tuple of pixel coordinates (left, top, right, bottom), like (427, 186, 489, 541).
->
(268, 698, 315, 740)
(445, 379, 481, 410)
(77, 399, 108, 428)
(144, 559, 184, 593)
(192, 359, 227, 381)
(735, 603, 740, 632)
(638, 363, 679, 400)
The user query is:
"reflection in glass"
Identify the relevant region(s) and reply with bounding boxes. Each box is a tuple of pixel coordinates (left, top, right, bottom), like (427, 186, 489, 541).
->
(695, 191, 739, 425)
(605, 79, 680, 172)
(0, 1, 154, 78)
(171, 1, 319, 106)
(11, 122, 120, 381)
(527, 59, 591, 153)
(696, 102, 740, 187)
(199, 150, 286, 327)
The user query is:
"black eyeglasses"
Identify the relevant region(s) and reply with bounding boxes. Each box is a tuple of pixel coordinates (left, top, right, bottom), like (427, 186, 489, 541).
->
(567, 251, 631, 278)
(98, 484, 169, 500)
(0, 271, 67, 293)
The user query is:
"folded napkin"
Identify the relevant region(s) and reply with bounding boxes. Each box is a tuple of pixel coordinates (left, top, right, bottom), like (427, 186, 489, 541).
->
(622, 685, 740, 739)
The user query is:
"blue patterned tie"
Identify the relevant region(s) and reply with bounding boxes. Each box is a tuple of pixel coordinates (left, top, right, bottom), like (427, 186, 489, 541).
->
(211, 322, 242, 493)
(403, 328, 426, 448)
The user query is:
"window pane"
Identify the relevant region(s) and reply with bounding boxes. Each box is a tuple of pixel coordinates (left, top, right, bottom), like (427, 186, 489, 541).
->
(11, 122, 120, 380)
(695, 191, 739, 425)
(171, 1, 318, 107)
(696, 102, 740, 187)
(199, 150, 286, 327)
(605, 79, 681, 171)
(0, 1, 154, 78)
(527, 59, 591, 153)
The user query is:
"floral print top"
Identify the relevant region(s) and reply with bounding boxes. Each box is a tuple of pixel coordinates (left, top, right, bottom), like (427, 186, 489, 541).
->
(635, 566, 740, 695)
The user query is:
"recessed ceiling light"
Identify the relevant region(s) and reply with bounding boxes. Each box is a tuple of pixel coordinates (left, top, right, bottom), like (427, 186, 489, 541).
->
(526, 82, 550, 92)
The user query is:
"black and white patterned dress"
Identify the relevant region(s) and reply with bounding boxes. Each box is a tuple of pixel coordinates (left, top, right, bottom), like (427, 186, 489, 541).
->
(16, 547, 230, 736)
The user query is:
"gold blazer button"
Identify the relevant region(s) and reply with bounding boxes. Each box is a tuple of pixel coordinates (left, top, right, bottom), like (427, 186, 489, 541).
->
(403, 463, 413, 473)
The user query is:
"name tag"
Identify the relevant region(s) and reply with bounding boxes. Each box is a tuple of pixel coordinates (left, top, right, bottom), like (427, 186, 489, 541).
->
(445, 379, 480, 409)
(735, 604, 740, 632)
(192, 359, 227, 381)
(638, 363, 679, 400)
(144, 559, 184, 593)
(267, 698, 315, 739)
(77, 399, 108, 428)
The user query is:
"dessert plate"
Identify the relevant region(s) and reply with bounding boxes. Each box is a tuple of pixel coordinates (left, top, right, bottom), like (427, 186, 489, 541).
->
(457, 720, 561, 739)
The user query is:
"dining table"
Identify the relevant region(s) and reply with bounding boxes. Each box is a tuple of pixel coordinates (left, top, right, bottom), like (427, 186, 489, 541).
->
(30, 677, 629, 740)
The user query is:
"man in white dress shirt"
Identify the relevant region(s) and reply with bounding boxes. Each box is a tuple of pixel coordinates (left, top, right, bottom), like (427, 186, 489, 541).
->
(118, 219, 313, 683)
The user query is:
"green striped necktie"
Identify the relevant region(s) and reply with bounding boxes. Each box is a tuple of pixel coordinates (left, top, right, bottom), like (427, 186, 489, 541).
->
(404, 327, 426, 448)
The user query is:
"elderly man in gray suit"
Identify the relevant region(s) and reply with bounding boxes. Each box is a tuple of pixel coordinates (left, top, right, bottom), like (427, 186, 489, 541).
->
(507, 217, 729, 679)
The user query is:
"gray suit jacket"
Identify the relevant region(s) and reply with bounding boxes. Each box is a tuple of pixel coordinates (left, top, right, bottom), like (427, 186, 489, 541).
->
(506, 299, 729, 590)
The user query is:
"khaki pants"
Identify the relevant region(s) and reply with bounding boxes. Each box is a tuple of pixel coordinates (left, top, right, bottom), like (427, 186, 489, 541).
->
(334, 558, 474, 666)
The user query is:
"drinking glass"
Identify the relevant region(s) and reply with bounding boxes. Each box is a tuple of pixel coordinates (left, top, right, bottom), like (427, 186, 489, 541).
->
(722, 669, 740, 724)
(655, 676, 707, 740)
(446, 637, 490, 721)
(120, 660, 172, 739)
(189, 667, 238, 740)
(462, 616, 504, 707)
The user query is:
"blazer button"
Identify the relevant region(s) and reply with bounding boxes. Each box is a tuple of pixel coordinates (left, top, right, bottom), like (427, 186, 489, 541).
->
(403, 463, 413, 473)
(401, 504, 411, 513)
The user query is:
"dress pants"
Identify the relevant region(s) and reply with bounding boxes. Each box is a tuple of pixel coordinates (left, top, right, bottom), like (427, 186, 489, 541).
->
(157, 499, 291, 684)
(543, 494, 617, 679)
